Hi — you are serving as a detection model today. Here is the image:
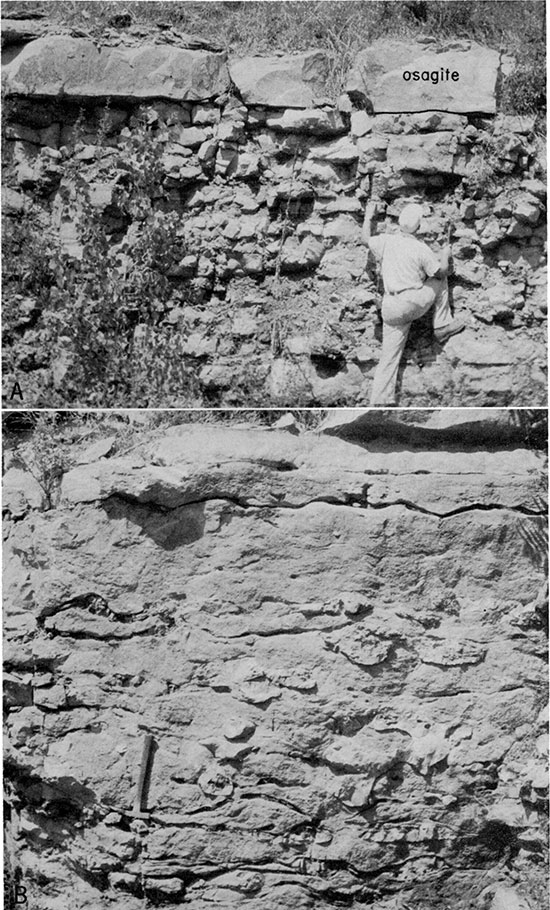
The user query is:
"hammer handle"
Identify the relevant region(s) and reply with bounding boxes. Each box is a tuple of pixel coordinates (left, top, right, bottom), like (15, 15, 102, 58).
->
(133, 733, 154, 816)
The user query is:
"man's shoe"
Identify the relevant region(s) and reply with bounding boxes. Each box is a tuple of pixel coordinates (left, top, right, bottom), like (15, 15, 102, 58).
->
(434, 318, 467, 344)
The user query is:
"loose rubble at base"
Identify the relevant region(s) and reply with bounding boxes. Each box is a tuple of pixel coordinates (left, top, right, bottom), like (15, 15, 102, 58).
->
(3, 411, 548, 909)
(2, 25, 547, 406)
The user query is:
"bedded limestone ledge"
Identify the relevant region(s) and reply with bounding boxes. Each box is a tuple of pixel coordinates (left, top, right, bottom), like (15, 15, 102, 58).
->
(1, 36, 230, 101)
(3, 35, 502, 113)
(56, 422, 544, 515)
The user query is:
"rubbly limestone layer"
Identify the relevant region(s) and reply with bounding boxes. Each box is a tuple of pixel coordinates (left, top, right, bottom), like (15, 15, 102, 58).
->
(3, 417, 548, 909)
(1, 34, 547, 407)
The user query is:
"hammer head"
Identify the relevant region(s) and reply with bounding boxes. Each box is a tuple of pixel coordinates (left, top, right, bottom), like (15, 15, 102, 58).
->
(130, 808, 150, 819)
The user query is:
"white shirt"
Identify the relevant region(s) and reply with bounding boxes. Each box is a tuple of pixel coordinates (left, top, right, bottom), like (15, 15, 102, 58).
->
(368, 231, 440, 294)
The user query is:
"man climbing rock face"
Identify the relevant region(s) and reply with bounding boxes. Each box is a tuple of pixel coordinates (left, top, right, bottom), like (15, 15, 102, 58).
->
(364, 203, 466, 406)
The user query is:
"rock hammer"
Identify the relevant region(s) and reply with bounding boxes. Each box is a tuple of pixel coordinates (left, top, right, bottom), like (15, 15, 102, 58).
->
(132, 732, 155, 819)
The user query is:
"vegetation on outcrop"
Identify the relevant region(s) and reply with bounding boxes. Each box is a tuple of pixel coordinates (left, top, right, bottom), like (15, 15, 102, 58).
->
(3, 116, 204, 407)
(2, 2, 546, 408)
(3, 409, 330, 506)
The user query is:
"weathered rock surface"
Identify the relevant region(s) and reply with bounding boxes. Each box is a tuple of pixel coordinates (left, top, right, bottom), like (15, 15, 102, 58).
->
(385, 131, 456, 173)
(3, 415, 548, 909)
(347, 39, 500, 113)
(229, 51, 330, 107)
(3, 466, 45, 516)
(2, 37, 229, 99)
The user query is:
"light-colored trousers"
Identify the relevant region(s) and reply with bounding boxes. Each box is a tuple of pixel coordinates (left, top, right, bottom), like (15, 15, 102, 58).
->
(369, 277, 451, 406)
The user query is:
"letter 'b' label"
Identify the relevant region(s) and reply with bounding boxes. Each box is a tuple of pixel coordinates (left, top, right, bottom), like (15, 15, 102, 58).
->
(15, 885, 28, 904)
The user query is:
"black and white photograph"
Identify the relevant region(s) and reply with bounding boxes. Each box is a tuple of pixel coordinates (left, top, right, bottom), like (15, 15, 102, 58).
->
(1, 0, 546, 408)
(1, 2, 548, 910)
(3, 408, 548, 909)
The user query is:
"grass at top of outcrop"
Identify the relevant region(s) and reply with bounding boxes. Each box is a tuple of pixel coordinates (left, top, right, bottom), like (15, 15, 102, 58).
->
(3, 0, 544, 53)
(2, 0, 543, 53)
(3, 1, 546, 112)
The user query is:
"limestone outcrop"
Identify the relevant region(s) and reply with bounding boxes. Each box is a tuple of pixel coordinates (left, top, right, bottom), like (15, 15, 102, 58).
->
(3, 36, 229, 100)
(3, 412, 547, 909)
(347, 39, 501, 114)
(229, 51, 330, 108)
(2, 32, 546, 407)
(3, 34, 501, 113)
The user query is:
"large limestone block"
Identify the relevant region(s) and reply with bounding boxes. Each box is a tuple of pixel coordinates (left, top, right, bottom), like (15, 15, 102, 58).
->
(229, 51, 329, 107)
(444, 331, 524, 365)
(309, 135, 359, 163)
(3, 467, 45, 517)
(2, 36, 229, 100)
(318, 244, 367, 280)
(386, 131, 456, 173)
(490, 886, 533, 910)
(347, 40, 500, 114)
(280, 235, 325, 271)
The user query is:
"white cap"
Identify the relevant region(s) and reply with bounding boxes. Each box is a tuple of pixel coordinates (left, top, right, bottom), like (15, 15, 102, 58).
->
(398, 203, 424, 234)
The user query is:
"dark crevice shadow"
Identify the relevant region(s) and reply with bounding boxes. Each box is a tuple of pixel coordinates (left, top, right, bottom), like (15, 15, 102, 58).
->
(1, 44, 26, 67)
(320, 413, 548, 452)
(101, 496, 206, 549)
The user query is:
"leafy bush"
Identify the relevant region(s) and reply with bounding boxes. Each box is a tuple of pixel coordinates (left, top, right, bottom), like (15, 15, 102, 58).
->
(462, 135, 500, 197)
(7, 412, 78, 509)
(498, 0, 546, 116)
(35, 125, 200, 407)
(3, 409, 331, 492)
(2, 213, 56, 330)
(502, 61, 546, 116)
(1, 208, 59, 382)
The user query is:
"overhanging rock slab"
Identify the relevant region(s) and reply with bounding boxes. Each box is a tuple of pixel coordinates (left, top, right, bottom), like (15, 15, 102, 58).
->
(1, 18, 47, 47)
